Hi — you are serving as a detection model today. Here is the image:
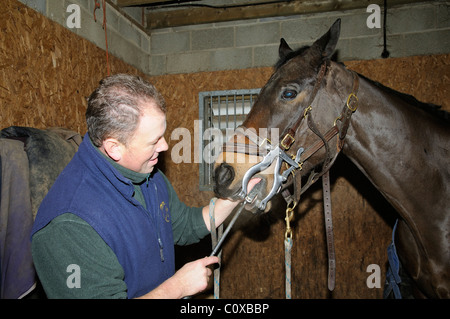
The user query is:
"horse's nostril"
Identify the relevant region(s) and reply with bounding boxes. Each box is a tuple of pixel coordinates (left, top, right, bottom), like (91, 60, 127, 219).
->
(214, 163, 235, 186)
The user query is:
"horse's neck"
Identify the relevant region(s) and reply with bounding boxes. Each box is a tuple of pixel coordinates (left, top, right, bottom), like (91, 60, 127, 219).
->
(337, 67, 449, 220)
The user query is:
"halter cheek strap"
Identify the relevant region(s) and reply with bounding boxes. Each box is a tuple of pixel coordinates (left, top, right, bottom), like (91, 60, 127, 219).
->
(281, 67, 359, 292)
(295, 68, 360, 192)
(280, 61, 329, 151)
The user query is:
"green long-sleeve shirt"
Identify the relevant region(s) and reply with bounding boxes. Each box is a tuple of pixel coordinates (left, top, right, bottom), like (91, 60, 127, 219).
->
(31, 146, 209, 299)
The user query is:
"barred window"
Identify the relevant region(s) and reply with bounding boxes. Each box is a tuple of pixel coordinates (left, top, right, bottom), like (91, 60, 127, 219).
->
(198, 89, 260, 191)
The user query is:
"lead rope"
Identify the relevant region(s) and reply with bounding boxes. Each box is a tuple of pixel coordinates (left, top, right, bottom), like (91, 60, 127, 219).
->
(209, 197, 223, 299)
(284, 201, 296, 299)
(284, 237, 293, 299)
(322, 171, 336, 291)
(183, 200, 244, 299)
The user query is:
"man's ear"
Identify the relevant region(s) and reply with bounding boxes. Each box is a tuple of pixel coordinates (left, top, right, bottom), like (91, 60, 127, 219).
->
(102, 138, 123, 162)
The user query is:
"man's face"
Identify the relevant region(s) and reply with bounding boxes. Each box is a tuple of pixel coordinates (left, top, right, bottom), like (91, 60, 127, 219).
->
(119, 101, 168, 174)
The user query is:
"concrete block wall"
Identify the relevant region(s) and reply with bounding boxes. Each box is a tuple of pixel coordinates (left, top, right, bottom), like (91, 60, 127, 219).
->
(150, 1, 450, 75)
(18, 0, 151, 74)
(17, 1, 450, 76)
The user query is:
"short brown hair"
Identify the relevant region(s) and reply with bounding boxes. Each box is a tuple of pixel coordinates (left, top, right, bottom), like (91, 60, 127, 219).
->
(86, 74, 166, 147)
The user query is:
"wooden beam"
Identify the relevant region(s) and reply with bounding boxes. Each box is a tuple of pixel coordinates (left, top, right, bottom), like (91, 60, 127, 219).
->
(146, 0, 427, 30)
(117, 0, 174, 7)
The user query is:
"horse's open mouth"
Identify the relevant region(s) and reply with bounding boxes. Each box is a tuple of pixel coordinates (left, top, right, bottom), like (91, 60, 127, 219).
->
(243, 177, 271, 212)
(213, 176, 270, 213)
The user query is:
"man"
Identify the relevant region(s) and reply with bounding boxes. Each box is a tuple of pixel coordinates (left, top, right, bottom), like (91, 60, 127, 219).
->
(31, 74, 259, 298)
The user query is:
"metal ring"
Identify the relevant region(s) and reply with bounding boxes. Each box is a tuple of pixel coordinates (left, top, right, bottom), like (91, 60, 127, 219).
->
(346, 93, 358, 112)
(304, 105, 312, 117)
(333, 115, 343, 126)
(285, 229, 293, 240)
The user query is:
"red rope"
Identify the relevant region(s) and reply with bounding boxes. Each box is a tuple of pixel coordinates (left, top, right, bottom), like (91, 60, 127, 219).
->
(93, 0, 100, 21)
(94, 0, 110, 76)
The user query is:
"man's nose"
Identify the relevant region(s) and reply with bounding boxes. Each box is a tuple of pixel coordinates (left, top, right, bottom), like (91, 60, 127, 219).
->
(158, 137, 169, 152)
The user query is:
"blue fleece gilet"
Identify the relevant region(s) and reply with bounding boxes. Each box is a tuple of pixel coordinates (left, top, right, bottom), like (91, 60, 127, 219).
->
(31, 133, 175, 298)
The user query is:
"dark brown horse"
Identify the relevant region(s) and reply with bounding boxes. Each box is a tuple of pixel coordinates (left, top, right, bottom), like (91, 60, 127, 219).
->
(214, 19, 449, 298)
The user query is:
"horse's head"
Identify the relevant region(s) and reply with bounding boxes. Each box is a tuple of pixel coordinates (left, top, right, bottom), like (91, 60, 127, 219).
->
(214, 19, 353, 213)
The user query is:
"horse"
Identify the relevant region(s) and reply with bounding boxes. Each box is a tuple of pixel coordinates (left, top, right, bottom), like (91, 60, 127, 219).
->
(213, 19, 450, 298)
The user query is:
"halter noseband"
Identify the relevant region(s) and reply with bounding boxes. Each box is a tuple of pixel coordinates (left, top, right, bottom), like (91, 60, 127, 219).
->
(222, 62, 359, 211)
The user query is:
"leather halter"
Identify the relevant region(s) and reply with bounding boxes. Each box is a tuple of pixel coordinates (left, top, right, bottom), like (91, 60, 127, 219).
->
(222, 62, 360, 200)
(220, 63, 359, 292)
(289, 65, 360, 196)
(280, 61, 329, 151)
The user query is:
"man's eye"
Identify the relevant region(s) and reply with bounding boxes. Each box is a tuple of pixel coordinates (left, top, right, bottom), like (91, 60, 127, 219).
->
(281, 90, 297, 100)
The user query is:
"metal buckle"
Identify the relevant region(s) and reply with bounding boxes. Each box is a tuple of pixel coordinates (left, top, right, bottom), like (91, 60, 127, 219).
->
(346, 93, 358, 112)
(303, 105, 312, 117)
(285, 201, 297, 240)
(280, 133, 295, 150)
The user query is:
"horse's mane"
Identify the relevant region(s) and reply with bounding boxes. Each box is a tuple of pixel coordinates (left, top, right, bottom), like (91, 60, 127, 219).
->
(359, 74, 450, 124)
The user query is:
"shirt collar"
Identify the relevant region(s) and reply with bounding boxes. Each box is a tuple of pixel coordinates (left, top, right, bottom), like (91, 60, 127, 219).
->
(89, 137, 150, 185)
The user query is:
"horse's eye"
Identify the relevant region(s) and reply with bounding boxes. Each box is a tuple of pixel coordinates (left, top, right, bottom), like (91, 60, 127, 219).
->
(281, 90, 297, 100)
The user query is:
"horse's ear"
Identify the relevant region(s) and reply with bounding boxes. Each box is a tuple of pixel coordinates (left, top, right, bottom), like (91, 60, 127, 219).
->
(279, 38, 293, 59)
(312, 18, 341, 60)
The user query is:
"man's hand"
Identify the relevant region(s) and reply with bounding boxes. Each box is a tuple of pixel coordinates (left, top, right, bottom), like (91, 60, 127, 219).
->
(136, 256, 219, 299)
(172, 256, 219, 297)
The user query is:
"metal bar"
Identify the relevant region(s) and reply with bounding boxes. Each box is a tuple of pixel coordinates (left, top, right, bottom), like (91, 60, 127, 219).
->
(233, 95, 237, 129)
(198, 89, 260, 191)
(210, 201, 246, 257)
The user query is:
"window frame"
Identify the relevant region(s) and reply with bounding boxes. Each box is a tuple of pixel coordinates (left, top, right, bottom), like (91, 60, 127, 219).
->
(198, 88, 261, 191)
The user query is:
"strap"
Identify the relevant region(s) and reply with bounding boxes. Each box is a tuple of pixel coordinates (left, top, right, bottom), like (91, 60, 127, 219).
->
(300, 125, 339, 162)
(322, 171, 336, 291)
(284, 237, 293, 299)
(384, 219, 402, 299)
(284, 201, 296, 299)
(280, 62, 329, 151)
(222, 143, 266, 156)
(337, 70, 359, 149)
